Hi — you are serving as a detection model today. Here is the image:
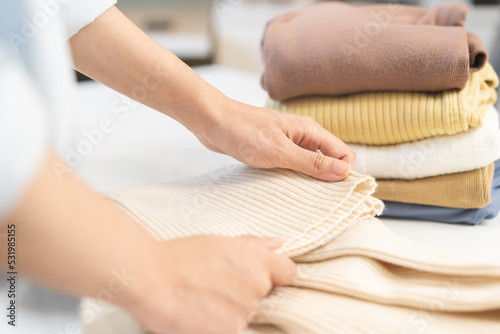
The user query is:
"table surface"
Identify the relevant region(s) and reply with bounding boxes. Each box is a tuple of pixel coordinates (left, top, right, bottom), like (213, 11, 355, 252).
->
(75, 64, 500, 266)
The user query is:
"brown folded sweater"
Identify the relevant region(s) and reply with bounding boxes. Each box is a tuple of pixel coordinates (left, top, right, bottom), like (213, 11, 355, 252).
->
(261, 1, 488, 100)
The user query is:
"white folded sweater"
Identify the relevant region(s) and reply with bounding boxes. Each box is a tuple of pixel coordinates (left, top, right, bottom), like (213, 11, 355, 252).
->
(105, 166, 500, 333)
(351, 105, 500, 179)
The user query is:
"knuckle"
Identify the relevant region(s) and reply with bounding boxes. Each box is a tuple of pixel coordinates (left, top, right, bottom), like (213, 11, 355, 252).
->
(304, 116, 320, 128)
(253, 276, 273, 297)
(302, 115, 316, 123)
(309, 153, 328, 173)
(348, 148, 356, 162)
(285, 262, 298, 282)
(351, 148, 357, 160)
(276, 257, 297, 283)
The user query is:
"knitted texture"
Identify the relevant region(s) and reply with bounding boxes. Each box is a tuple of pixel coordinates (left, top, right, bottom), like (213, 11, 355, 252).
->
(267, 63, 498, 145)
(247, 287, 500, 334)
(381, 160, 500, 224)
(261, 1, 488, 100)
(106, 166, 383, 258)
(105, 167, 500, 333)
(350, 105, 500, 179)
(375, 163, 494, 208)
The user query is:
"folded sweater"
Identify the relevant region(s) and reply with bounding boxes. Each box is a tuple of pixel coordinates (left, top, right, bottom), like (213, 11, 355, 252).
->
(249, 221, 500, 334)
(107, 166, 383, 257)
(350, 105, 500, 179)
(261, 1, 488, 100)
(105, 167, 500, 333)
(248, 286, 500, 334)
(375, 163, 495, 209)
(267, 63, 498, 145)
(381, 159, 500, 224)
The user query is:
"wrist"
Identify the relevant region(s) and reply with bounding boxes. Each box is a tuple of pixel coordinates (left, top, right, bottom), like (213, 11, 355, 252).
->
(110, 240, 167, 316)
(164, 80, 229, 138)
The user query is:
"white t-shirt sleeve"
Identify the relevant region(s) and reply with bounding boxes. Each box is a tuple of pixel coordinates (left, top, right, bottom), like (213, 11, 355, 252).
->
(0, 43, 48, 218)
(57, 0, 117, 39)
(0, 0, 79, 220)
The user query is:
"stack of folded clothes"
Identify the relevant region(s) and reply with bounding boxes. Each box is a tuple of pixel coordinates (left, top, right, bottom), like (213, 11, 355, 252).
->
(262, 1, 500, 225)
(105, 167, 500, 333)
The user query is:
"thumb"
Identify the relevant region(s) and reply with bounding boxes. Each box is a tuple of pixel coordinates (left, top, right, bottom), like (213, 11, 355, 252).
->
(283, 145, 352, 181)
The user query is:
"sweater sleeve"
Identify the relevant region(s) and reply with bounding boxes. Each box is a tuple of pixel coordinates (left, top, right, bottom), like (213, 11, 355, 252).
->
(57, 0, 117, 39)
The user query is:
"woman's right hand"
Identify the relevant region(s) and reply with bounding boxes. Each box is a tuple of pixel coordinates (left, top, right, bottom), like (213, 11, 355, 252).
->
(123, 235, 297, 334)
(3, 151, 295, 334)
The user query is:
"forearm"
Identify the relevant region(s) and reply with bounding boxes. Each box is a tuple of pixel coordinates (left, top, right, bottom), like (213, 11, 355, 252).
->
(69, 6, 224, 135)
(68, 5, 356, 182)
(0, 151, 155, 306)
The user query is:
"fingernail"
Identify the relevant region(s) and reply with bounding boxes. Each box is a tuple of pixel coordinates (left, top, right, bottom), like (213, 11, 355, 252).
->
(333, 161, 351, 177)
(265, 237, 283, 249)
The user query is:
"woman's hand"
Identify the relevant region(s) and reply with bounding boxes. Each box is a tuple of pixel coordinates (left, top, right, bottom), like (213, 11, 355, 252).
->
(194, 98, 356, 182)
(123, 235, 296, 334)
(4, 152, 296, 334)
(70, 7, 355, 182)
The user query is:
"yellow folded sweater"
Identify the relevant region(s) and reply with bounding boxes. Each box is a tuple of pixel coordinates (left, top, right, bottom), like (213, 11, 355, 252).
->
(267, 63, 498, 145)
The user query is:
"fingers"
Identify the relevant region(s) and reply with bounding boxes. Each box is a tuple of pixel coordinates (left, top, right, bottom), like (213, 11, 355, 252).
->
(236, 235, 296, 287)
(313, 125, 356, 167)
(295, 118, 356, 167)
(269, 252, 297, 286)
(276, 115, 356, 181)
(281, 143, 352, 181)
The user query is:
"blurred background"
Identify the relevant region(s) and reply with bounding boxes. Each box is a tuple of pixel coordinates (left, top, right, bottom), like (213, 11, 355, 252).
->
(74, 0, 500, 77)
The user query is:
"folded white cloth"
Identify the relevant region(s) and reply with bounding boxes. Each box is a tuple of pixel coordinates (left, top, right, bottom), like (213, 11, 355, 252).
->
(351, 105, 500, 179)
(105, 166, 500, 333)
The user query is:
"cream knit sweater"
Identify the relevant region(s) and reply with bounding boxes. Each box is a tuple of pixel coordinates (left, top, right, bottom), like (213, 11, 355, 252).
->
(106, 167, 500, 333)
(351, 105, 500, 179)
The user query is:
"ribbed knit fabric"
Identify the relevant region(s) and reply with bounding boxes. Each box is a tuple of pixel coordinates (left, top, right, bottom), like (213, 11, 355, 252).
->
(351, 105, 500, 179)
(294, 218, 500, 276)
(375, 163, 494, 208)
(247, 287, 500, 334)
(261, 1, 489, 100)
(266, 63, 498, 145)
(294, 255, 500, 312)
(292, 219, 500, 311)
(105, 167, 500, 333)
(106, 166, 383, 258)
(381, 159, 500, 224)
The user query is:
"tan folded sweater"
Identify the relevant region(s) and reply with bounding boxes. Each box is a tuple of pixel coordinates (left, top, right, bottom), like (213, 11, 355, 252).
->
(105, 166, 500, 333)
(375, 163, 495, 208)
(261, 1, 488, 100)
(267, 63, 498, 145)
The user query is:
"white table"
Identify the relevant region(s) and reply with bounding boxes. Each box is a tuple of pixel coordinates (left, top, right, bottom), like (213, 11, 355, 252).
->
(75, 65, 500, 333)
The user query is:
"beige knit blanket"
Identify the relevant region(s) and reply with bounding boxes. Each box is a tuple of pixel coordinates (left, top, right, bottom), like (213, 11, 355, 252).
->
(106, 166, 500, 333)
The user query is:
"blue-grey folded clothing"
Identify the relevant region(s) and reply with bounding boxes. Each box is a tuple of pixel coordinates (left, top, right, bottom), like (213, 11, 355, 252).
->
(381, 160, 500, 225)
